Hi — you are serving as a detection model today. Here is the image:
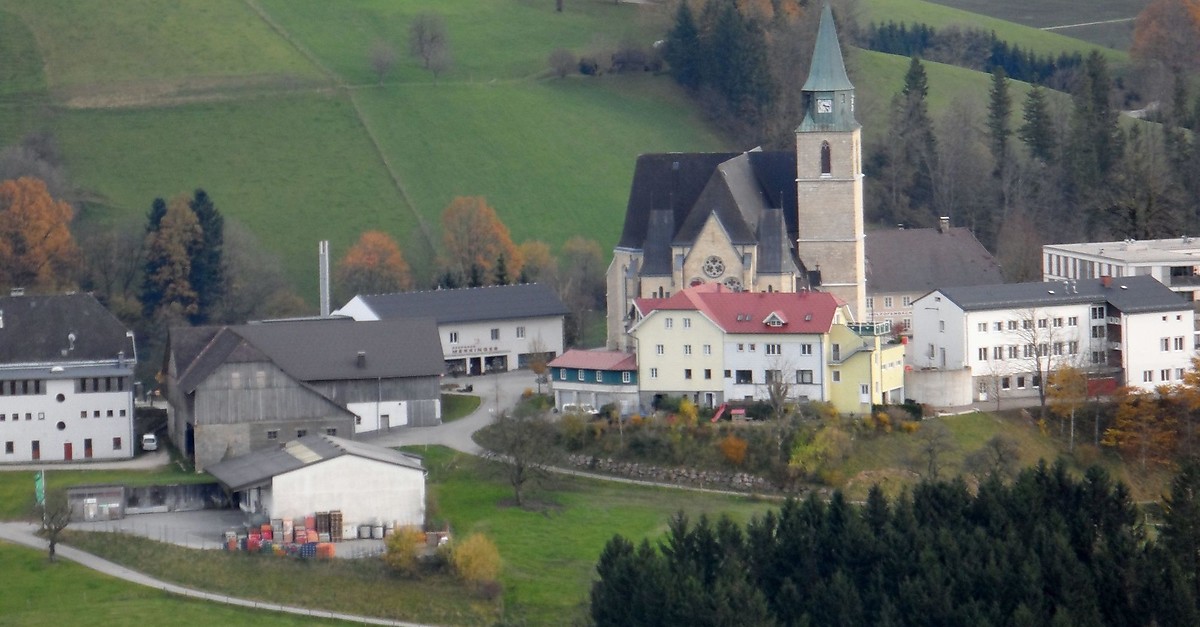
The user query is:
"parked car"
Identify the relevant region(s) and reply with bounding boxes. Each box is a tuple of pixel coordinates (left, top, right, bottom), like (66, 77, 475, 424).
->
(560, 403, 599, 416)
(141, 433, 158, 451)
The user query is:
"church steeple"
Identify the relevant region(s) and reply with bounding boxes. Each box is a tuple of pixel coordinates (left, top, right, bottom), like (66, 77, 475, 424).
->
(798, 3, 858, 132)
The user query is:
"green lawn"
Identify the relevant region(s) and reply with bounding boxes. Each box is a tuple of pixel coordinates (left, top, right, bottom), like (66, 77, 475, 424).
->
(1, 0, 323, 93)
(55, 92, 414, 297)
(63, 531, 500, 626)
(0, 465, 208, 520)
(861, 0, 1130, 65)
(419, 446, 773, 625)
(256, 0, 670, 85)
(0, 542, 347, 626)
(925, 0, 1143, 50)
(441, 393, 481, 422)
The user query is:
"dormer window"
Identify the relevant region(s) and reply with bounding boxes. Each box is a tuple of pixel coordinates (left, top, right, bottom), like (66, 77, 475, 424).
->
(763, 312, 787, 327)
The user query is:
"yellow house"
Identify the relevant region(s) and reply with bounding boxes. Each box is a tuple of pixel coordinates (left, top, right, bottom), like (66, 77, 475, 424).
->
(630, 284, 905, 414)
(826, 321, 907, 414)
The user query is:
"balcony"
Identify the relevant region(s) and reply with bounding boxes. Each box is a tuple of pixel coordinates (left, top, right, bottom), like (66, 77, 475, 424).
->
(1108, 341, 1122, 351)
(1169, 274, 1200, 287)
(848, 321, 892, 336)
(1105, 316, 1121, 325)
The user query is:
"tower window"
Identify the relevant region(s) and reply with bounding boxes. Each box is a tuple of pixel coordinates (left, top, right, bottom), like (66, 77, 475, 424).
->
(820, 141, 831, 175)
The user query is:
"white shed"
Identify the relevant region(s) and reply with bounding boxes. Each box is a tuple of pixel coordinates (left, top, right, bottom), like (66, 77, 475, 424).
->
(207, 435, 426, 529)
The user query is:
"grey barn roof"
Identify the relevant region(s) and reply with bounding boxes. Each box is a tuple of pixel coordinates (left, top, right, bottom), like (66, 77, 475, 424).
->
(355, 283, 567, 324)
(866, 227, 1002, 293)
(206, 434, 425, 492)
(0, 292, 133, 365)
(935, 275, 1188, 313)
(173, 317, 443, 394)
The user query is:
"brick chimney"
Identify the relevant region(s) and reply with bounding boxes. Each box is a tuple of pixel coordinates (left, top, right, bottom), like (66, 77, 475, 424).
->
(1101, 275, 1112, 288)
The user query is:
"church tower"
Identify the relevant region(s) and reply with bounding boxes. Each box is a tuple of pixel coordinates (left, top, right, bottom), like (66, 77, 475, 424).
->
(795, 3, 866, 321)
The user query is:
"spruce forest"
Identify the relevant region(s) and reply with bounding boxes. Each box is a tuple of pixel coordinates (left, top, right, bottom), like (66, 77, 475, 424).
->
(592, 460, 1200, 627)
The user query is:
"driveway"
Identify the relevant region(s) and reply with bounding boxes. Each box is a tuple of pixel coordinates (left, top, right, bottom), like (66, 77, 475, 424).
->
(0, 450, 171, 472)
(362, 368, 535, 454)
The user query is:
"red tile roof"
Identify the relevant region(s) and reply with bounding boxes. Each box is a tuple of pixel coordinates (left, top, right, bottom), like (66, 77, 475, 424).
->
(635, 285, 841, 334)
(549, 349, 637, 371)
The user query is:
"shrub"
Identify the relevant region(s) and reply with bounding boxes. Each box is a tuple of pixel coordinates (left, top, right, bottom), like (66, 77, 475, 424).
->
(452, 533, 501, 589)
(521, 388, 534, 399)
(579, 57, 599, 75)
(559, 413, 588, 451)
(382, 525, 428, 577)
(718, 434, 748, 466)
(899, 421, 921, 434)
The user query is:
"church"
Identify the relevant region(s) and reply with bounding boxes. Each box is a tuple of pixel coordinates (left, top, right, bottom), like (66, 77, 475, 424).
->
(606, 4, 866, 350)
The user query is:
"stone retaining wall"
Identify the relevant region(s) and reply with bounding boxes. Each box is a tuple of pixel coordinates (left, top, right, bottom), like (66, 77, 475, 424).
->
(565, 454, 784, 494)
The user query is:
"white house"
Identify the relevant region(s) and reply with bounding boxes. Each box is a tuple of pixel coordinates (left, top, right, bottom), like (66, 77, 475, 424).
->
(1044, 237, 1200, 303)
(335, 283, 567, 376)
(910, 275, 1194, 404)
(206, 434, 426, 529)
(0, 292, 137, 464)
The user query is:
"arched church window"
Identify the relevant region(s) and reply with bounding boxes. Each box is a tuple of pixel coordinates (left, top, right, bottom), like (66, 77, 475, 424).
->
(820, 141, 832, 176)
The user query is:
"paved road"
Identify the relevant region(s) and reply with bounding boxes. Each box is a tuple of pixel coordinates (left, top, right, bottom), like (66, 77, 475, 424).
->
(0, 449, 171, 472)
(362, 369, 535, 454)
(0, 521, 429, 626)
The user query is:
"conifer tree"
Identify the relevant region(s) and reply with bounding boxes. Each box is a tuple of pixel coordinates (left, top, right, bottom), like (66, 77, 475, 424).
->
(1018, 85, 1056, 163)
(187, 188, 224, 324)
(664, 0, 702, 89)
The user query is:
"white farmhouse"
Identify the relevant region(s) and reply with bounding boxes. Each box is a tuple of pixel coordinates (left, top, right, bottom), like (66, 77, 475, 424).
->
(910, 275, 1194, 405)
(206, 434, 426, 529)
(335, 283, 567, 376)
(1, 292, 137, 463)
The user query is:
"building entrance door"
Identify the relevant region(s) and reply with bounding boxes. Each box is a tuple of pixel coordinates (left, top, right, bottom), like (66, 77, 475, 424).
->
(64, 442, 73, 461)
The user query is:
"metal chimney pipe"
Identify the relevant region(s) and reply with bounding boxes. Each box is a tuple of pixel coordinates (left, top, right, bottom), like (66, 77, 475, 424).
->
(319, 240, 331, 317)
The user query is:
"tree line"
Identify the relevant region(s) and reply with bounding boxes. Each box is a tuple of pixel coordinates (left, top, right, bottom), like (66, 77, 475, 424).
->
(863, 21, 1084, 88)
(592, 460, 1200, 626)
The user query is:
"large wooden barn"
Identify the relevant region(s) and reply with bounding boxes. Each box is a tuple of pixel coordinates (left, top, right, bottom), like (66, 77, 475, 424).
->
(165, 317, 443, 472)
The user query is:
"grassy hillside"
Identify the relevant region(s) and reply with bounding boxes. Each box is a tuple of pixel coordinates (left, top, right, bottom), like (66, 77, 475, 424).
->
(925, 0, 1145, 50)
(0, 0, 1113, 304)
(860, 0, 1130, 65)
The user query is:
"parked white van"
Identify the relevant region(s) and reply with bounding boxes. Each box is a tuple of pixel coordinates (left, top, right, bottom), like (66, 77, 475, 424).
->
(141, 433, 158, 451)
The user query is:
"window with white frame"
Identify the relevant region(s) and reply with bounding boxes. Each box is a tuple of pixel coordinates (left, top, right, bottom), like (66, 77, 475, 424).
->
(491, 328, 500, 340)
(1162, 338, 1170, 351)
(978, 347, 989, 360)
(1177, 368, 1186, 380)
(866, 297, 874, 309)
(683, 318, 691, 329)
(832, 370, 841, 382)
(1008, 345, 1018, 359)
(993, 346, 1004, 360)
(798, 370, 813, 384)
(1092, 306, 1105, 320)
(622, 371, 631, 383)
(1007, 320, 1017, 330)
(665, 317, 674, 329)
(1162, 369, 1171, 381)
(1068, 316, 1078, 326)
(902, 296, 912, 306)
(978, 322, 988, 332)
(801, 344, 813, 355)
(884, 296, 893, 308)
(656, 344, 664, 355)
(449, 331, 459, 344)
(1176, 337, 1185, 351)
(994, 322, 1003, 332)
(766, 343, 782, 355)
(1069, 341, 1078, 354)
(1037, 318, 1048, 328)
(578, 370, 585, 381)
(684, 345, 693, 355)
(596, 371, 603, 382)
(516, 326, 526, 339)
(703, 344, 712, 355)
(559, 368, 567, 380)
(1053, 318, 1063, 327)
(1144, 370, 1153, 382)
(650, 368, 659, 379)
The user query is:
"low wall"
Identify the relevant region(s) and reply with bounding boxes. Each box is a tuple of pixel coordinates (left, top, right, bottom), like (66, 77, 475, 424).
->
(905, 369, 973, 407)
(565, 454, 788, 494)
(68, 482, 227, 520)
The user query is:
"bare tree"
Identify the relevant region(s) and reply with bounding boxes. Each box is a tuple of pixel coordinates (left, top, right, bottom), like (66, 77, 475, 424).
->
(914, 421, 955, 480)
(761, 356, 797, 421)
(408, 14, 453, 77)
(35, 489, 72, 561)
(478, 407, 558, 508)
(548, 48, 575, 78)
(1048, 365, 1088, 452)
(1011, 308, 1083, 418)
(369, 40, 398, 84)
(963, 434, 1020, 482)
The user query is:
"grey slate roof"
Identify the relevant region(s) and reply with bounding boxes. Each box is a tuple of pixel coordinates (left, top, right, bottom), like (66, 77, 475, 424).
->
(206, 434, 425, 492)
(173, 317, 443, 394)
(936, 275, 1188, 313)
(355, 283, 567, 324)
(616, 153, 739, 251)
(0, 293, 133, 365)
(866, 227, 1002, 293)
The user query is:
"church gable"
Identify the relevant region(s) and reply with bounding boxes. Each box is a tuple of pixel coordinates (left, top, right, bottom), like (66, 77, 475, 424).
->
(681, 213, 746, 289)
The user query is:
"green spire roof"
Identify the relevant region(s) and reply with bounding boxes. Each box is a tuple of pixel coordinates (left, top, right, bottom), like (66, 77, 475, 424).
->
(801, 3, 853, 93)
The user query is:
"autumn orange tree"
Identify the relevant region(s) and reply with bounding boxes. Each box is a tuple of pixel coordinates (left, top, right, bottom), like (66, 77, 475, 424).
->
(336, 230, 413, 299)
(0, 176, 79, 291)
(142, 195, 202, 322)
(1131, 0, 1200, 72)
(1103, 385, 1181, 471)
(437, 196, 521, 287)
(517, 240, 557, 285)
